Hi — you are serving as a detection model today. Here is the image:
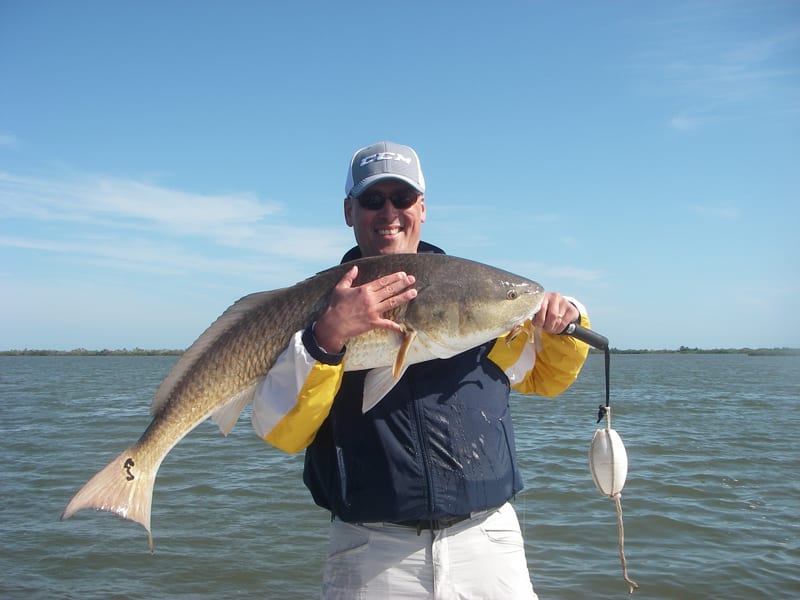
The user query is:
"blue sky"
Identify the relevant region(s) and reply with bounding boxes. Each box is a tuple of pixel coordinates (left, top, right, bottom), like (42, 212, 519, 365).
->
(1, 1, 798, 350)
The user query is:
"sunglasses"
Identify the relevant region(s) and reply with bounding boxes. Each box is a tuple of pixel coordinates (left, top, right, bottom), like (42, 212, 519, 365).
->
(355, 190, 420, 211)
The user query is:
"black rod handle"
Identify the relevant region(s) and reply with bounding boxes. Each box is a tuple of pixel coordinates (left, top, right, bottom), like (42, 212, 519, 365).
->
(562, 322, 609, 350)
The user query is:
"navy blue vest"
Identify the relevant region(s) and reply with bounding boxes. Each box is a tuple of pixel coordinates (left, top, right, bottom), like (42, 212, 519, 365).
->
(302, 244, 523, 522)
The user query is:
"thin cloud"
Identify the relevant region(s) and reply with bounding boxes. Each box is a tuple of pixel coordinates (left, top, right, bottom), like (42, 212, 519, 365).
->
(0, 171, 352, 285)
(0, 134, 17, 148)
(501, 259, 604, 284)
(560, 235, 579, 248)
(690, 204, 741, 219)
(634, 9, 800, 129)
(544, 265, 604, 283)
(669, 115, 698, 131)
(432, 202, 560, 224)
(1, 172, 281, 238)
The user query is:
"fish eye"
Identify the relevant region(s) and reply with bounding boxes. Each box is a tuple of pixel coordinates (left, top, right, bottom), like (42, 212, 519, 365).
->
(507, 289, 518, 300)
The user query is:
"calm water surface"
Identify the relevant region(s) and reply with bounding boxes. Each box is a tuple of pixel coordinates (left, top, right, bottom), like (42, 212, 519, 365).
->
(1, 353, 798, 599)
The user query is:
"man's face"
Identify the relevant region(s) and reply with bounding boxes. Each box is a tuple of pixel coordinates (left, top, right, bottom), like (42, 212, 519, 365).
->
(344, 179, 426, 257)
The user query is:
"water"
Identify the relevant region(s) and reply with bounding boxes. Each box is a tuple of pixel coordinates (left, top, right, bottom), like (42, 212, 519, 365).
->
(1, 353, 798, 599)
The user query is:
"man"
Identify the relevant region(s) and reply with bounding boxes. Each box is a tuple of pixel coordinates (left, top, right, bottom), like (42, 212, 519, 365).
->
(252, 141, 590, 599)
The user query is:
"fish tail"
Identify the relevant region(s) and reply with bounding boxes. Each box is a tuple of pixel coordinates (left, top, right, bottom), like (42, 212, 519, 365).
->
(61, 446, 158, 552)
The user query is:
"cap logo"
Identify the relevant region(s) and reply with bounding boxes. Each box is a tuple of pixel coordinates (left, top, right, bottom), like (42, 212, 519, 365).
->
(359, 151, 413, 167)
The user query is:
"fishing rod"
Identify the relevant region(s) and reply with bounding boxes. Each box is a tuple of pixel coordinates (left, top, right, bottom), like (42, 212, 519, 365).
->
(562, 322, 639, 595)
(562, 322, 609, 351)
(563, 322, 610, 422)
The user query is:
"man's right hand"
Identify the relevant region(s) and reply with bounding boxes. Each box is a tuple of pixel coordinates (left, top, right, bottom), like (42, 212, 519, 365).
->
(312, 266, 417, 353)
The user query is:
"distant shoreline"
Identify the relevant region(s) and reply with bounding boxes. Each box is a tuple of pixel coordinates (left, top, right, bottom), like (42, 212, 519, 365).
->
(1, 347, 798, 357)
(600, 347, 800, 356)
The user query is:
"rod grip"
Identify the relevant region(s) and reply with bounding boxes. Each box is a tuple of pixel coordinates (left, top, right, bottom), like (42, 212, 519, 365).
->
(562, 322, 609, 350)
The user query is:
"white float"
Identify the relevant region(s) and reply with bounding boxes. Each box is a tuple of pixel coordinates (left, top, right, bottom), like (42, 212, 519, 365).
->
(589, 426, 628, 497)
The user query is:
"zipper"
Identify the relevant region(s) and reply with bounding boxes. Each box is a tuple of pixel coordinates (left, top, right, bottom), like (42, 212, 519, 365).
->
(410, 378, 436, 515)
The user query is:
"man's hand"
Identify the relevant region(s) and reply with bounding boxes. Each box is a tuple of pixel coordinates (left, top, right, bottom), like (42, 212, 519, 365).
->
(312, 266, 417, 352)
(532, 292, 580, 335)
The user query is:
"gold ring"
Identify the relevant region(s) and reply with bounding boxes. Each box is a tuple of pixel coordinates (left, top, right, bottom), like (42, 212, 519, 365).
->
(557, 313, 564, 319)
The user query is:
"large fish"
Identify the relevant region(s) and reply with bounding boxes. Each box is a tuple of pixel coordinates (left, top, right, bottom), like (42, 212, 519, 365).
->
(61, 253, 545, 550)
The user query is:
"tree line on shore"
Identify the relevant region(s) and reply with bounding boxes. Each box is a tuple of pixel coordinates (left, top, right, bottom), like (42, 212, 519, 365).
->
(0, 348, 184, 356)
(603, 346, 799, 356)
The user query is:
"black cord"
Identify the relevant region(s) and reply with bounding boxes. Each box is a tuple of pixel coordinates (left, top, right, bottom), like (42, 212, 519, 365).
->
(597, 346, 611, 424)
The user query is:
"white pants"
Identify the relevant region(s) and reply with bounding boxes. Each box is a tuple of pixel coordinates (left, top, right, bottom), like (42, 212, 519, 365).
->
(321, 502, 538, 600)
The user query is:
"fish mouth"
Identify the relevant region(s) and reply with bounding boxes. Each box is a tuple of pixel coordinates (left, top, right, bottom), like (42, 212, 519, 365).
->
(523, 291, 546, 322)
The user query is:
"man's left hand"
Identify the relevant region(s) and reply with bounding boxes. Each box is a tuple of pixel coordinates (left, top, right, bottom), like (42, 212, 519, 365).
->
(532, 292, 580, 335)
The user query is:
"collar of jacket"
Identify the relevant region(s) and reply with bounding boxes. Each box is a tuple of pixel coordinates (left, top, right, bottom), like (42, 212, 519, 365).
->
(340, 241, 445, 264)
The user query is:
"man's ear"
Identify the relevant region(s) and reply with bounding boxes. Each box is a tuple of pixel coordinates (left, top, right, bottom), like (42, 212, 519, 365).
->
(344, 196, 354, 227)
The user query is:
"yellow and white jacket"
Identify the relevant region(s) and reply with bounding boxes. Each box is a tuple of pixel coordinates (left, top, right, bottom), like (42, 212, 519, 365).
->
(251, 307, 590, 454)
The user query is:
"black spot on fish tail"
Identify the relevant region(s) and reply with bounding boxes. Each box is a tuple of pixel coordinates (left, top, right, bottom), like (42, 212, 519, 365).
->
(124, 458, 135, 481)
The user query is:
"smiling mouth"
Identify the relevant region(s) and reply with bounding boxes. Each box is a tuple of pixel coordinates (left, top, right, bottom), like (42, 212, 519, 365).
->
(376, 227, 402, 236)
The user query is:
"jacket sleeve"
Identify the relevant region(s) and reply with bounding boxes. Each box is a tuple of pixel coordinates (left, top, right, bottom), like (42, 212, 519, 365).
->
(487, 299, 591, 398)
(251, 326, 345, 454)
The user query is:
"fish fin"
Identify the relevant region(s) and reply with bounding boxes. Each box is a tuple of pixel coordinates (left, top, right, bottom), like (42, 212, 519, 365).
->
(61, 446, 160, 553)
(362, 330, 416, 413)
(362, 365, 410, 413)
(393, 329, 417, 379)
(506, 323, 526, 345)
(211, 382, 259, 436)
(151, 290, 283, 415)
